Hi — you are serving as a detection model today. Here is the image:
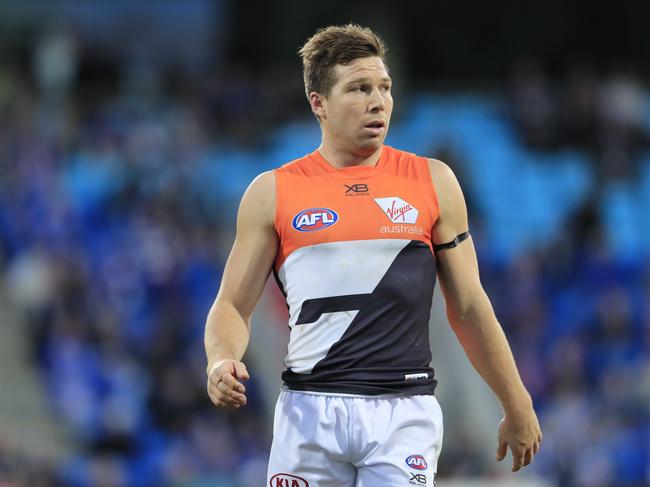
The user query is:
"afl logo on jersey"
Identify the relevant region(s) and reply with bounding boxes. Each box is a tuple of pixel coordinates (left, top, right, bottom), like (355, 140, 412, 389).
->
(405, 454, 428, 470)
(292, 208, 339, 232)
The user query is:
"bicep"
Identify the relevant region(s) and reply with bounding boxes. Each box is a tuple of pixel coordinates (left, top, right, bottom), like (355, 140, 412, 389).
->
(436, 237, 483, 315)
(428, 159, 483, 314)
(429, 159, 469, 245)
(216, 172, 279, 320)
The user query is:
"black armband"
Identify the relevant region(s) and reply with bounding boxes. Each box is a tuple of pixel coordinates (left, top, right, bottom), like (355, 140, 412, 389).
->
(433, 231, 470, 252)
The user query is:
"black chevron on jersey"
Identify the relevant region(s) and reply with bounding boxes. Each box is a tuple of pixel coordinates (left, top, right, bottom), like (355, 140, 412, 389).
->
(282, 240, 437, 395)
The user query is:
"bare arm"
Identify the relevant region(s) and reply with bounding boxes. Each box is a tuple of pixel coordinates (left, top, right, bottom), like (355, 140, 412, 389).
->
(204, 171, 278, 408)
(429, 159, 542, 471)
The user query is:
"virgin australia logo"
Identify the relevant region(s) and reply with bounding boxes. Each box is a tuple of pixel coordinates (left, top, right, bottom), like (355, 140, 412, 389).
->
(374, 197, 419, 224)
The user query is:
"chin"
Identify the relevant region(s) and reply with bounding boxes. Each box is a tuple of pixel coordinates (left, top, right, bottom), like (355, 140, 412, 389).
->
(356, 138, 383, 153)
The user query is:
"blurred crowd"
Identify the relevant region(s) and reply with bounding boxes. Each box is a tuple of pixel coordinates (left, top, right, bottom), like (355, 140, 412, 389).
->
(0, 29, 648, 487)
(482, 204, 648, 486)
(509, 57, 650, 181)
(0, 38, 274, 486)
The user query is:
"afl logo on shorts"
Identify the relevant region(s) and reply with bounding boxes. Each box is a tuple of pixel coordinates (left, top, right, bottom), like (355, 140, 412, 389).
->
(269, 473, 309, 486)
(292, 208, 338, 232)
(406, 454, 428, 470)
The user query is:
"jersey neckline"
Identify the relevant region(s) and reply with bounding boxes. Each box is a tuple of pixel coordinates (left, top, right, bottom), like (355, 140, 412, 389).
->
(311, 145, 390, 179)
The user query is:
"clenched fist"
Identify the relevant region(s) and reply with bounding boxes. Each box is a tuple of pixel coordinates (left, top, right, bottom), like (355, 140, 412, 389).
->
(207, 359, 250, 409)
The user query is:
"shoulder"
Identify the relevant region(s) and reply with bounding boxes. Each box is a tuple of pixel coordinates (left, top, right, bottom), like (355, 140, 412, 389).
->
(426, 158, 467, 227)
(239, 171, 276, 226)
(426, 158, 464, 197)
(426, 158, 458, 187)
(245, 170, 275, 202)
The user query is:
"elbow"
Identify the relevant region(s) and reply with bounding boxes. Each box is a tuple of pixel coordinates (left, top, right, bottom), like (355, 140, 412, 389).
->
(207, 296, 252, 330)
(446, 294, 494, 328)
(447, 298, 475, 324)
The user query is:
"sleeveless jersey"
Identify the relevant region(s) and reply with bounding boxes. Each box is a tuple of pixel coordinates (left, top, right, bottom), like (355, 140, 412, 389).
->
(273, 145, 440, 395)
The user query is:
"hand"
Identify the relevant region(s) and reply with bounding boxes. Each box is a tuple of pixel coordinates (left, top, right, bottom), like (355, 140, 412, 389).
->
(496, 407, 543, 472)
(207, 359, 250, 409)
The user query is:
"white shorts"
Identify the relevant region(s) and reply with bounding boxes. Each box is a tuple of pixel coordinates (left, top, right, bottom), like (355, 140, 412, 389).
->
(267, 390, 443, 487)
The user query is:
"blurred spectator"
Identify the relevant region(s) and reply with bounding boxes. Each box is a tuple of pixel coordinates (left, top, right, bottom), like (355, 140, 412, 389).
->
(598, 67, 647, 180)
(559, 63, 599, 152)
(509, 57, 558, 150)
(33, 26, 79, 101)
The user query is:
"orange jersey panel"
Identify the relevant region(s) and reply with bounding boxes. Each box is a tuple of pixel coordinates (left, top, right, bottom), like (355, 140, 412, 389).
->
(273, 145, 439, 270)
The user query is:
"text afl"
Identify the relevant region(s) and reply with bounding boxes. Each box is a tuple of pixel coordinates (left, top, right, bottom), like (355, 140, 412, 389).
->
(405, 454, 428, 470)
(292, 208, 339, 232)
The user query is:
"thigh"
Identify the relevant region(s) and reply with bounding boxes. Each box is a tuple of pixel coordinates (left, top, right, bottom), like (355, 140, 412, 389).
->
(267, 391, 357, 487)
(354, 395, 443, 487)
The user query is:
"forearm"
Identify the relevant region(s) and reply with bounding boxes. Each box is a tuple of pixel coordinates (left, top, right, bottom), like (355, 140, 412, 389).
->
(204, 297, 251, 374)
(447, 294, 532, 415)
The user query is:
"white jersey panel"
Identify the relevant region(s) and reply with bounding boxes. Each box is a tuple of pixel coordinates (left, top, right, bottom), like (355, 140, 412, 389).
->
(277, 239, 410, 373)
(286, 311, 359, 373)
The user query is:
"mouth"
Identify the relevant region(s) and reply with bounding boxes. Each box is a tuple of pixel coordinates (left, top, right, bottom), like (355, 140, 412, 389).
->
(363, 121, 386, 135)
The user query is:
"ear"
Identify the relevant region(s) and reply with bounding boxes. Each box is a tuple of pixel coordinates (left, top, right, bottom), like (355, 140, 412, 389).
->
(309, 92, 327, 120)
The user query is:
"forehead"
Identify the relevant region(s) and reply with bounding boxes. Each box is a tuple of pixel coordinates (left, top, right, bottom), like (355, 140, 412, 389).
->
(331, 56, 390, 86)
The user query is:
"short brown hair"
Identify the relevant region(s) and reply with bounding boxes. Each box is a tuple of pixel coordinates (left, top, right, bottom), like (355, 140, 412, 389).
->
(298, 24, 387, 98)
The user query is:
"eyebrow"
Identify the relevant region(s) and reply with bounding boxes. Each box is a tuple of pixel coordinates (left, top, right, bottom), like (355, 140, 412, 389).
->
(344, 76, 392, 86)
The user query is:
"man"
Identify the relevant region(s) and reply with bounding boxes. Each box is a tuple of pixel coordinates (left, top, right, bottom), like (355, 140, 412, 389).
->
(205, 24, 542, 486)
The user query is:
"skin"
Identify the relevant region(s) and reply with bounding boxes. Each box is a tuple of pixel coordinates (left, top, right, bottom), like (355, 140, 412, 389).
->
(205, 55, 542, 472)
(311, 57, 393, 167)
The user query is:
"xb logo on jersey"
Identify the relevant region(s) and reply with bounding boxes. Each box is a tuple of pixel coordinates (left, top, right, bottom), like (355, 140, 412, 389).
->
(292, 208, 339, 232)
(375, 197, 419, 224)
(345, 183, 369, 195)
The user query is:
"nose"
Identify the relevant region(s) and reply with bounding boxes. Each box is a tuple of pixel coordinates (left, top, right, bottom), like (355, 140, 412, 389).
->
(368, 87, 385, 112)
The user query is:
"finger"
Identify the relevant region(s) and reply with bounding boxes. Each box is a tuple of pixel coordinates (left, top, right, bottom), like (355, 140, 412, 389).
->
(216, 381, 247, 404)
(233, 362, 250, 381)
(523, 448, 533, 467)
(209, 385, 246, 408)
(209, 374, 247, 405)
(207, 387, 228, 408)
(511, 448, 525, 472)
(208, 370, 226, 388)
(209, 379, 241, 403)
(207, 362, 228, 382)
(496, 441, 507, 461)
(228, 393, 247, 406)
(209, 377, 245, 400)
(221, 374, 246, 393)
(533, 441, 540, 454)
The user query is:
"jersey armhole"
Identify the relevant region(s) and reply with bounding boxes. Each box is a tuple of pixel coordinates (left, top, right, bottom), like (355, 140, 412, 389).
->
(273, 168, 289, 269)
(420, 157, 441, 226)
(273, 168, 288, 237)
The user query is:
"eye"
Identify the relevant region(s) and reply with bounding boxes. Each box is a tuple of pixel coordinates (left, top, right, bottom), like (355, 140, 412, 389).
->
(350, 84, 371, 93)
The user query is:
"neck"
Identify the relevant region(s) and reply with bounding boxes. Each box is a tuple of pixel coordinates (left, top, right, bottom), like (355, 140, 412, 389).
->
(317, 140, 383, 169)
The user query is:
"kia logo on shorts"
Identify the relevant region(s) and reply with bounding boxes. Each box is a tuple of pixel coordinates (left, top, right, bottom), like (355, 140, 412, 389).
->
(405, 454, 428, 470)
(269, 473, 309, 487)
(292, 208, 338, 232)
